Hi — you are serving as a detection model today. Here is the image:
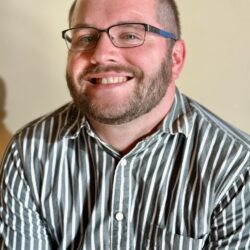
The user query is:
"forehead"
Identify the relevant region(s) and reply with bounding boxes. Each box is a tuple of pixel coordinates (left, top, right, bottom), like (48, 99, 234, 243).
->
(72, 0, 158, 27)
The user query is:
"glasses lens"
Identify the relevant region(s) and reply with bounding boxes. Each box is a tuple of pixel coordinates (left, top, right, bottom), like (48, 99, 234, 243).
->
(110, 24, 145, 48)
(64, 28, 99, 51)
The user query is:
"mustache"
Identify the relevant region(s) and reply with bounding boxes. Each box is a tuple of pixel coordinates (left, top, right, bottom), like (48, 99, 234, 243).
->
(78, 64, 143, 82)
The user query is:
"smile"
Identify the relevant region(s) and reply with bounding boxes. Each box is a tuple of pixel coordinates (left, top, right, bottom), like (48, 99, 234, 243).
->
(88, 76, 133, 85)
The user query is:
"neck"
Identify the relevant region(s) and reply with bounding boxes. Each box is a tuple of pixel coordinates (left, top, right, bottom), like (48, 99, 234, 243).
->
(88, 83, 176, 155)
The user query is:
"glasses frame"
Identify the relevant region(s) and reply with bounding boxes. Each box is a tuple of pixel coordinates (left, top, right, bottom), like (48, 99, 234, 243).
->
(62, 22, 177, 51)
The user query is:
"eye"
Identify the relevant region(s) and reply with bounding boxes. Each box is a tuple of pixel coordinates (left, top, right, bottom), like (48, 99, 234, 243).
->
(70, 32, 99, 49)
(119, 32, 141, 41)
(77, 35, 96, 45)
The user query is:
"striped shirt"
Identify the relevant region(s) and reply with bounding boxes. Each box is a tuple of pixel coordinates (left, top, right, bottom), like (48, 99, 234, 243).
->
(0, 88, 250, 250)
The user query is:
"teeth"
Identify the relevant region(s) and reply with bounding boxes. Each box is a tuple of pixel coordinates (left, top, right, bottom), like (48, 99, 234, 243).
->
(99, 76, 127, 84)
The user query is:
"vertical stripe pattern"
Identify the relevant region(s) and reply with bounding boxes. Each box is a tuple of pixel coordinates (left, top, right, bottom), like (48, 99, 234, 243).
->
(0, 89, 250, 249)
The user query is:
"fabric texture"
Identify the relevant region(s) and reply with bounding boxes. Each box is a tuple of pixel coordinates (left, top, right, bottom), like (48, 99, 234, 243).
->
(0, 89, 250, 250)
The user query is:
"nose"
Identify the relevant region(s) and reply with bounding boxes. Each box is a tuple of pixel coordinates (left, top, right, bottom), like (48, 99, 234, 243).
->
(90, 32, 120, 65)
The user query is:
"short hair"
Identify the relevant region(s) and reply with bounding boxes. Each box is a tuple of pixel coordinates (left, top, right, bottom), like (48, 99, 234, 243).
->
(157, 0, 181, 39)
(68, 0, 181, 39)
(68, 0, 77, 28)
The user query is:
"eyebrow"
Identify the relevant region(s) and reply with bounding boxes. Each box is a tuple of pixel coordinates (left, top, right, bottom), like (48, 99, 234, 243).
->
(72, 20, 145, 29)
(72, 23, 92, 29)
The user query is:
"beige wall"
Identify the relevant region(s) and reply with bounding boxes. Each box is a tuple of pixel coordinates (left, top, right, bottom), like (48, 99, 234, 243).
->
(179, 1, 250, 135)
(0, 1, 250, 160)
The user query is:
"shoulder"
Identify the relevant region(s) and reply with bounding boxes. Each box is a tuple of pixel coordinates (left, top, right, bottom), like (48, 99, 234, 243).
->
(181, 94, 250, 205)
(1, 102, 87, 172)
(14, 102, 83, 140)
(4, 103, 85, 156)
(185, 95, 250, 151)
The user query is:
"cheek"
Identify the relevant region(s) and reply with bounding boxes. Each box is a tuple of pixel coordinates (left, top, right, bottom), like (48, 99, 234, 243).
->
(67, 52, 89, 76)
(126, 42, 168, 73)
(127, 54, 160, 75)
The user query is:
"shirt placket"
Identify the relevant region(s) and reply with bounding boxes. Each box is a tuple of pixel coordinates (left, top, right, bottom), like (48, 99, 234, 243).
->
(110, 157, 130, 250)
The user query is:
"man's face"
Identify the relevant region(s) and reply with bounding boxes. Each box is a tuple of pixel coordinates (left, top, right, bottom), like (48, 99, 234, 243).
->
(66, 0, 174, 125)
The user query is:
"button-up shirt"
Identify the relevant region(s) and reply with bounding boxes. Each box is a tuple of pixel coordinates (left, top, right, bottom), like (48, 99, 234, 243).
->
(1, 89, 250, 249)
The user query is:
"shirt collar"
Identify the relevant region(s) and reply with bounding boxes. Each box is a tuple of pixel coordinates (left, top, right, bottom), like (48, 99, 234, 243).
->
(60, 88, 194, 139)
(160, 88, 193, 137)
(59, 103, 87, 139)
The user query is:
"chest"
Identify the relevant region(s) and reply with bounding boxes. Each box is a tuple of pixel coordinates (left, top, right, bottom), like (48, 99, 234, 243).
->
(37, 135, 211, 249)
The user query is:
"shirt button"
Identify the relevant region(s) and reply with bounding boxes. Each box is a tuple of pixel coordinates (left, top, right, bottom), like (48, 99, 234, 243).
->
(120, 159, 127, 167)
(115, 212, 124, 221)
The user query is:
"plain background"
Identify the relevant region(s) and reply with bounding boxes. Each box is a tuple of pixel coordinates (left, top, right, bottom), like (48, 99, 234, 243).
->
(0, 1, 250, 161)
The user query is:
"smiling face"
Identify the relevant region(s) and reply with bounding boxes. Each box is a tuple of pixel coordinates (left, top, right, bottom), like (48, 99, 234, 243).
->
(66, 0, 175, 125)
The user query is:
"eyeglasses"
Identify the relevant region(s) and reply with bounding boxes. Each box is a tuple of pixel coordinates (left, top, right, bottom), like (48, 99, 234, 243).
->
(62, 23, 177, 51)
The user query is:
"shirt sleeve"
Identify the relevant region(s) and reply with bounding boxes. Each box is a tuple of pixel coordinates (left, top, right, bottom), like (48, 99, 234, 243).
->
(0, 139, 52, 250)
(206, 165, 250, 249)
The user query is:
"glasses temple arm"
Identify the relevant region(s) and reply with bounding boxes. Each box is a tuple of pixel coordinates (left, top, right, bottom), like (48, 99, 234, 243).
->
(147, 25, 177, 41)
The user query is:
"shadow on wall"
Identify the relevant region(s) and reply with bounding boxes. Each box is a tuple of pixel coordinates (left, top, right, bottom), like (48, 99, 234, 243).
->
(0, 77, 12, 162)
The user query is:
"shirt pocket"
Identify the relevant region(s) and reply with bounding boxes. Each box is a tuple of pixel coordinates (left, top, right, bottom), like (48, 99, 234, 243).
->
(143, 223, 208, 250)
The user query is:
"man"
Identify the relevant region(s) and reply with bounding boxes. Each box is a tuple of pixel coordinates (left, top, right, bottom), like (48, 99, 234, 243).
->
(0, 0, 250, 249)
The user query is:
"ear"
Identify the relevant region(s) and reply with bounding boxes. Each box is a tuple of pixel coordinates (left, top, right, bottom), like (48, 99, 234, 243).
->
(171, 39, 186, 81)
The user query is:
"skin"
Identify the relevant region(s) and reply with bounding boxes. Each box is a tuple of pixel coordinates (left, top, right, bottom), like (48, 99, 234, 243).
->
(67, 0, 186, 154)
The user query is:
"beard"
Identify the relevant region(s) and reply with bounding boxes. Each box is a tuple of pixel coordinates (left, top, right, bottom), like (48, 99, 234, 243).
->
(66, 57, 172, 125)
